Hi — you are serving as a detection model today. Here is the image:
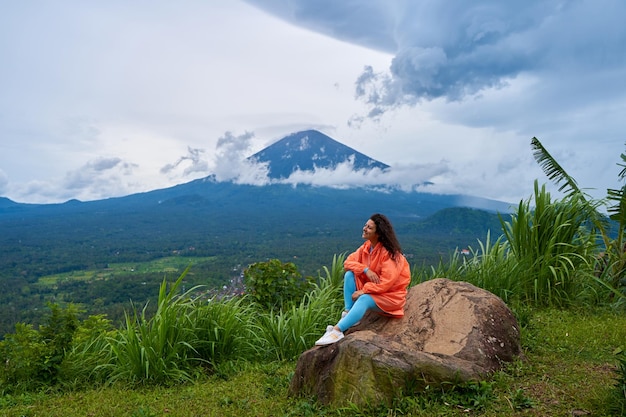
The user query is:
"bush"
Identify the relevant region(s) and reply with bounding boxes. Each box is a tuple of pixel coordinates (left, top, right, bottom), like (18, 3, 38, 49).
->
(0, 303, 79, 394)
(243, 259, 314, 310)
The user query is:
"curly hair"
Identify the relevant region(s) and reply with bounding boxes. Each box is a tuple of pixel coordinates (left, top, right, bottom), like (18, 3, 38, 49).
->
(370, 213, 403, 261)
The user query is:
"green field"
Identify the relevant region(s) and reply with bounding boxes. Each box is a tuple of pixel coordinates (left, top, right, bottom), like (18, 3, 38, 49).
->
(36, 256, 218, 287)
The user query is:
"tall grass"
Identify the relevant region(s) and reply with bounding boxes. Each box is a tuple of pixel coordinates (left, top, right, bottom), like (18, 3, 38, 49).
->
(457, 232, 519, 303)
(412, 183, 609, 309)
(500, 181, 596, 306)
(248, 253, 345, 361)
(103, 270, 200, 385)
(411, 233, 520, 304)
(191, 295, 256, 365)
(57, 315, 115, 389)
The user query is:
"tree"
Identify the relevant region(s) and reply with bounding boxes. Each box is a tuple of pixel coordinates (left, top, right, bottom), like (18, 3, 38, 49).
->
(243, 259, 313, 310)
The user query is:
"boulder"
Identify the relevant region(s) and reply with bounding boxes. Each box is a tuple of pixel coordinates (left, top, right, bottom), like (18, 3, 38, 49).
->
(288, 278, 522, 407)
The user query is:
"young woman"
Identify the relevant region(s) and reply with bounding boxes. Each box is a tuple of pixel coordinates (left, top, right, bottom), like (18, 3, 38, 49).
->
(315, 213, 411, 346)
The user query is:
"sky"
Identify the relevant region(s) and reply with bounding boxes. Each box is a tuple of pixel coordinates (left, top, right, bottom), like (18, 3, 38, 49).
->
(1, 0, 625, 205)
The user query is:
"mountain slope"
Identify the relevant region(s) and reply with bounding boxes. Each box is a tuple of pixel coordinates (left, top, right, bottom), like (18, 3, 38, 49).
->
(248, 130, 389, 179)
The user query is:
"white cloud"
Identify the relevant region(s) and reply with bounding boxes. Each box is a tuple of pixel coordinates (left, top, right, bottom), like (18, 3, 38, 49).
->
(0, 169, 8, 195)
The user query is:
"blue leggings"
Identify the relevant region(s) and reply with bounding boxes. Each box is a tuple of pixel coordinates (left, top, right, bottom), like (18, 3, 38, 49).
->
(336, 270, 381, 332)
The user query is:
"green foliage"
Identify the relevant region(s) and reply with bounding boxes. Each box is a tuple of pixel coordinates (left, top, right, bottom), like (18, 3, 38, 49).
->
(508, 387, 534, 410)
(0, 303, 79, 394)
(320, 252, 348, 290)
(0, 323, 46, 394)
(191, 296, 255, 365)
(243, 259, 314, 310)
(1, 305, 625, 416)
(38, 303, 80, 384)
(456, 232, 519, 303)
(610, 353, 626, 415)
(247, 255, 344, 361)
(57, 314, 115, 388)
(531, 136, 626, 308)
(502, 181, 593, 305)
(438, 380, 496, 412)
(103, 270, 200, 385)
(500, 181, 596, 306)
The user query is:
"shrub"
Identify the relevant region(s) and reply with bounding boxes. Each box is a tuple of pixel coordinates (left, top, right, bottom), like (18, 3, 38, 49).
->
(0, 323, 46, 394)
(248, 255, 345, 361)
(0, 303, 80, 394)
(243, 259, 314, 310)
(57, 314, 115, 389)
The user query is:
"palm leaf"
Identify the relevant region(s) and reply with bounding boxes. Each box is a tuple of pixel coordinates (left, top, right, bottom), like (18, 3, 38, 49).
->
(531, 137, 583, 199)
(607, 152, 626, 223)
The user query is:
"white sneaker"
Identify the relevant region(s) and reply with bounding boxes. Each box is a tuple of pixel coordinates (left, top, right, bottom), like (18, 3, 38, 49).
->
(315, 326, 344, 346)
(341, 311, 348, 319)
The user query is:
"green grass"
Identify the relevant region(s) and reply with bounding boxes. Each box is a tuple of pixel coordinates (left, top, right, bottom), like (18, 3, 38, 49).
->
(2, 308, 624, 417)
(36, 256, 216, 287)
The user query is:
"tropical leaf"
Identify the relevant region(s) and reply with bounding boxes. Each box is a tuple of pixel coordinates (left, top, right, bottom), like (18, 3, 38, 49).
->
(607, 151, 626, 223)
(531, 137, 583, 198)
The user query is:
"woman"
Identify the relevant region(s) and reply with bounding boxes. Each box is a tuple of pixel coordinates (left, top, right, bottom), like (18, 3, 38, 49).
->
(315, 213, 411, 346)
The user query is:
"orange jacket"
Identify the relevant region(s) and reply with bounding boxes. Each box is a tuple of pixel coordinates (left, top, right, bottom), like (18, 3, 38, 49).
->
(344, 241, 411, 316)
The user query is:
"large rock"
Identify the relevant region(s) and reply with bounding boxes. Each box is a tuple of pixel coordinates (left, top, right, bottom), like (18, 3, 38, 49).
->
(288, 278, 522, 407)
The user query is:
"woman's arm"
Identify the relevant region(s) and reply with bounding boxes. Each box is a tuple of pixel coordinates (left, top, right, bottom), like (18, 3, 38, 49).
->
(361, 256, 402, 294)
(343, 244, 367, 273)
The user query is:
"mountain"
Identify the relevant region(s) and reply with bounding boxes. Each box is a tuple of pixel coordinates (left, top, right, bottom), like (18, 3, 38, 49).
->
(248, 130, 389, 179)
(0, 130, 515, 336)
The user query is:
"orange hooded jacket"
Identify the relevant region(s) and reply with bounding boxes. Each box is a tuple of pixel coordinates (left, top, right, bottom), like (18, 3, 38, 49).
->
(344, 240, 411, 316)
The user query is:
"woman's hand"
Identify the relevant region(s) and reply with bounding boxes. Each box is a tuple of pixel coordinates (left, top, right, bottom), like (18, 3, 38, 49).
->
(351, 290, 364, 301)
(365, 269, 380, 284)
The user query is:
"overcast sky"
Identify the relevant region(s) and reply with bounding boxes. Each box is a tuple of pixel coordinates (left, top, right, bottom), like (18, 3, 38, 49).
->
(1, 0, 625, 205)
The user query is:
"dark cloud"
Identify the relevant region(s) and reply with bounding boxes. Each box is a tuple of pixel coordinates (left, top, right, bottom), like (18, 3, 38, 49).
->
(243, 0, 397, 52)
(246, 0, 626, 121)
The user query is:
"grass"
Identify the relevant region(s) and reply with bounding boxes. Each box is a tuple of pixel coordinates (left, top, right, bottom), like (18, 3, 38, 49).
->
(36, 256, 216, 287)
(2, 308, 624, 417)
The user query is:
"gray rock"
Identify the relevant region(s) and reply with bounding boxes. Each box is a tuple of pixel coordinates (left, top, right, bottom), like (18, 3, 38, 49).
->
(288, 278, 522, 406)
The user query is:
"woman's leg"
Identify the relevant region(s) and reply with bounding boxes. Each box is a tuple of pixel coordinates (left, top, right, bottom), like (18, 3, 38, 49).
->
(336, 294, 381, 332)
(343, 270, 357, 311)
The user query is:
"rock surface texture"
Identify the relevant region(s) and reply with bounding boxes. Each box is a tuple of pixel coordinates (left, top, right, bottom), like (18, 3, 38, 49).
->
(289, 278, 522, 406)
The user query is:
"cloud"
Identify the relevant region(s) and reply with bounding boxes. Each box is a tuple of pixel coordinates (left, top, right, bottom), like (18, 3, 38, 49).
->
(160, 147, 209, 177)
(63, 157, 134, 191)
(247, 0, 626, 122)
(8, 157, 137, 203)
(273, 157, 450, 192)
(0, 169, 8, 195)
(213, 131, 270, 185)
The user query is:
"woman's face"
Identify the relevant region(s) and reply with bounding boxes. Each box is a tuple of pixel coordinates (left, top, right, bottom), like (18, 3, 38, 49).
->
(362, 219, 378, 242)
